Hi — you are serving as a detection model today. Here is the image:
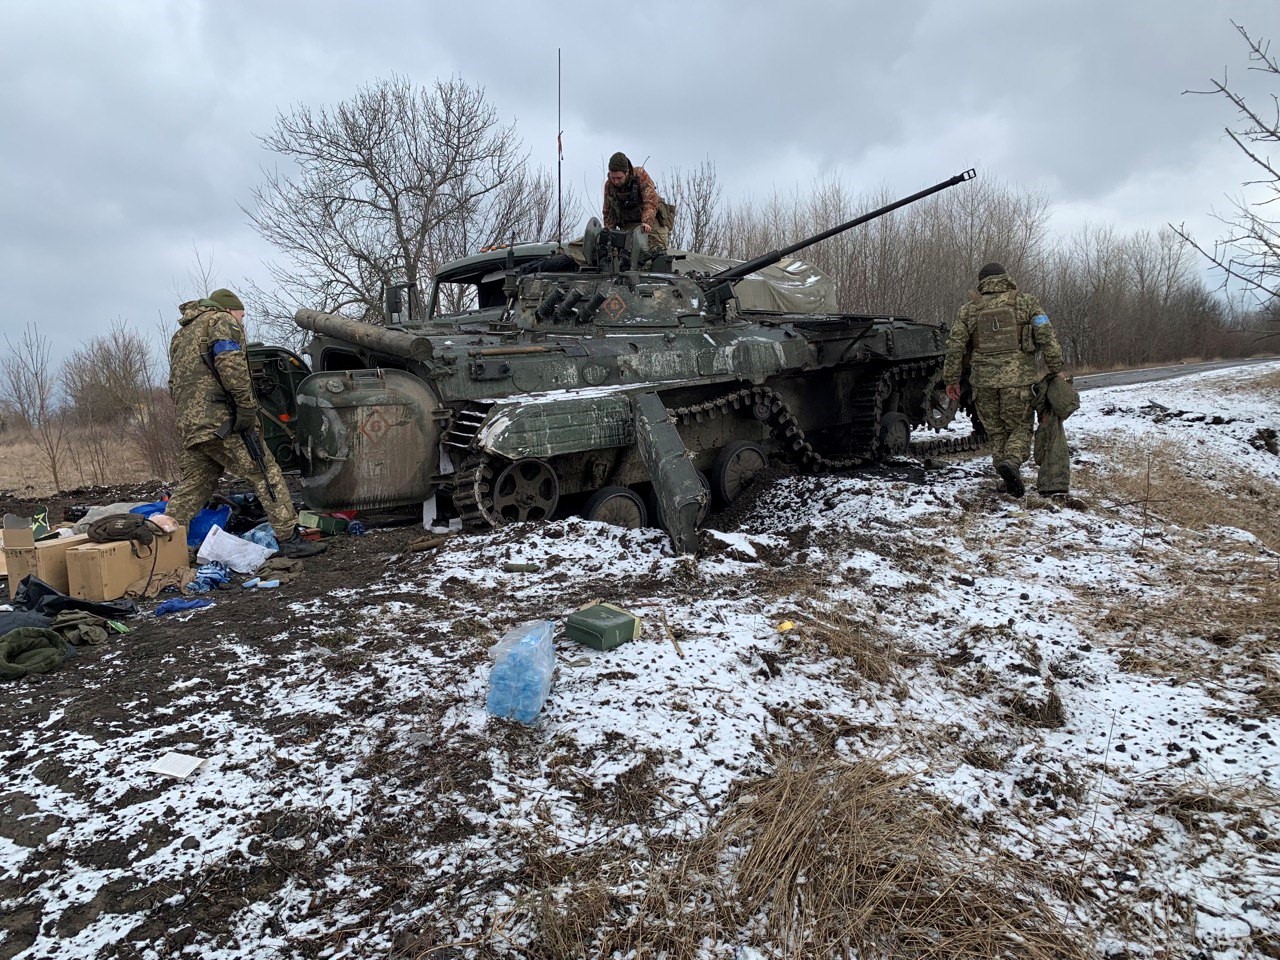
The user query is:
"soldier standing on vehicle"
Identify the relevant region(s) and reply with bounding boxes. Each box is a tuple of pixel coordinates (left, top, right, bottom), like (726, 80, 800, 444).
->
(942, 262, 1065, 498)
(165, 288, 323, 559)
(603, 152, 673, 255)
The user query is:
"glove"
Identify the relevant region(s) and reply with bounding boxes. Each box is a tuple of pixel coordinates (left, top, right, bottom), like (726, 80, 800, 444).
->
(232, 406, 260, 434)
(945, 383, 962, 403)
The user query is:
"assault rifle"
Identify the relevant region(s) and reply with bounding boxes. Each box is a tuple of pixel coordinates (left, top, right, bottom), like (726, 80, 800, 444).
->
(202, 353, 278, 502)
(213, 413, 277, 502)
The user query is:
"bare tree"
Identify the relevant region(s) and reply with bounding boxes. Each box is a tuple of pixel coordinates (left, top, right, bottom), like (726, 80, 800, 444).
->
(129, 381, 180, 480)
(62, 320, 155, 425)
(0, 396, 22, 436)
(693, 171, 1234, 367)
(165, 243, 222, 308)
(56, 320, 179, 485)
(2, 325, 69, 489)
(246, 76, 564, 338)
(668, 159, 724, 252)
(1176, 21, 1279, 315)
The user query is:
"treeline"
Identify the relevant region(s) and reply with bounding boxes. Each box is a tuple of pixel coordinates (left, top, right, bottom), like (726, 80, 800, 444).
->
(239, 75, 1266, 368)
(4, 74, 1271, 493)
(0, 322, 178, 490)
(668, 166, 1260, 368)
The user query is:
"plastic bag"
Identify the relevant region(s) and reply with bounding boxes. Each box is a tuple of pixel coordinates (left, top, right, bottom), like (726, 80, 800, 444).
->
(486, 620, 555, 724)
(187, 505, 232, 548)
(196, 524, 275, 573)
(241, 522, 279, 552)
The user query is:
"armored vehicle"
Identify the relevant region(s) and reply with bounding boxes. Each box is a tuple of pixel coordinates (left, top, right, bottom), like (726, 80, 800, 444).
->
(249, 170, 981, 552)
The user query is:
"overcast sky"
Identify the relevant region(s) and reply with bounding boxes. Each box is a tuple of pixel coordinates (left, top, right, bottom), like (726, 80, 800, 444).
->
(2, 0, 1277, 360)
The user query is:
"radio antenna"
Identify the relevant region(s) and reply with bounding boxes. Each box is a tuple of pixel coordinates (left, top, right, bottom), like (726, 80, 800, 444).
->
(556, 48, 563, 247)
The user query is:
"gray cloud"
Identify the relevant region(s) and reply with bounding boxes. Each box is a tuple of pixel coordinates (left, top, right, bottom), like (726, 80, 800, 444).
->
(1, 0, 1276, 359)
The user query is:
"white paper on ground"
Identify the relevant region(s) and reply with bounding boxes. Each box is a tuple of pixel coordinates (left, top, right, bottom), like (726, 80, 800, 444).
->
(422, 497, 437, 530)
(196, 524, 276, 573)
(146, 752, 206, 779)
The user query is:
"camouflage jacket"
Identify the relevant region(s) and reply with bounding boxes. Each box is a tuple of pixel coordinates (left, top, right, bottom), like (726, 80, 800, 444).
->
(603, 166, 661, 230)
(942, 274, 1064, 388)
(168, 300, 258, 448)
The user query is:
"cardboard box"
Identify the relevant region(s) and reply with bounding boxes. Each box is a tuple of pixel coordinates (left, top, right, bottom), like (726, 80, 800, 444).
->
(66, 527, 188, 602)
(4, 529, 92, 599)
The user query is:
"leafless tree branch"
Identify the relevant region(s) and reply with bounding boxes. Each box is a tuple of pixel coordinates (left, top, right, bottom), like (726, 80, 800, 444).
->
(245, 76, 579, 339)
(1178, 20, 1280, 317)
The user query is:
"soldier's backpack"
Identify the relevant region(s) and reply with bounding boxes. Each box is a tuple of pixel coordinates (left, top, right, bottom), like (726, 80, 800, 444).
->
(970, 291, 1034, 357)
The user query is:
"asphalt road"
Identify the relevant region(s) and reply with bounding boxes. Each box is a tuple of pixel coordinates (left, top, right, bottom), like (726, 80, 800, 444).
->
(1074, 356, 1279, 391)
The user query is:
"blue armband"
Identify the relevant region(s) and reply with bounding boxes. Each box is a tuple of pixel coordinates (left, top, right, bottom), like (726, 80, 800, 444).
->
(1032, 314, 1050, 326)
(210, 339, 242, 355)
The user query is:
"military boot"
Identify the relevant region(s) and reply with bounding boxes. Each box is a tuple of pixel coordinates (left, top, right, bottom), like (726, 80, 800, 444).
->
(276, 529, 327, 559)
(995, 461, 1025, 498)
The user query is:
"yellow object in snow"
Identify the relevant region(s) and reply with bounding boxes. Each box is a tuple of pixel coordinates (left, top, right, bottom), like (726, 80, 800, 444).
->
(777, 620, 797, 633)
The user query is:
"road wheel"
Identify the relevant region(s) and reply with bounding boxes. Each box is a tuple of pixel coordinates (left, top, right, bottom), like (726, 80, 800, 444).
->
(878, 412, 911, 456)
(921, 369, 959, 431)
(711, 441, 768, 506)
(490, 458, 559, 523)
(583, 486, 648, 529)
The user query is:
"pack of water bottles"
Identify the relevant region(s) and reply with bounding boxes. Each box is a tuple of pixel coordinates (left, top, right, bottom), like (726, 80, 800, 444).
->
(486, 620, 555, 724)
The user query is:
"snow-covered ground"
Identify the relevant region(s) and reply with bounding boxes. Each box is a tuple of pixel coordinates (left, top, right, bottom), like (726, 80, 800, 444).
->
(2, 361, 1278, 959)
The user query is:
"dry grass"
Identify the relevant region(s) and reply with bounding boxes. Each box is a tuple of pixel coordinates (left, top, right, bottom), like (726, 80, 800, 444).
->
(1139, 775, 1280, 839)
(692, 750, 1089, 959)
(1077, 437, 1280, 550)
(0, 427, 164, 495)
(506, 748, 1092, 960)
(1096, 541, 1279, 714)
(783, 602, 900, 687)
(1217, 366, 1280, 395)
(560, 750, 671, 824)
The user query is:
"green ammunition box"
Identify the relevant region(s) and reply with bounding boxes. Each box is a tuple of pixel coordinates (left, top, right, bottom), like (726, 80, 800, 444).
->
(565, 603, 642, 651)
(298, 510, 349, 535)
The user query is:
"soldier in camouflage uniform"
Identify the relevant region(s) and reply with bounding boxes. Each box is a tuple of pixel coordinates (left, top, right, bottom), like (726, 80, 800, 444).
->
(165, 288, 322, 558)
(603, 152, 672, 255)
(943, 263, 1065, 498)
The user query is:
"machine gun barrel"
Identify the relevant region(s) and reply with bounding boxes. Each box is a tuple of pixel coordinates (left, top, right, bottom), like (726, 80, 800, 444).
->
(294, 309, 436, 362)
(709, 169, 976, 282)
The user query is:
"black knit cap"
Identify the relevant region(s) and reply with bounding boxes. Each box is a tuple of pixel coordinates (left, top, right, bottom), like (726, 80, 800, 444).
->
(978, 262, 1006, 281)
(608, 151, 631, 173)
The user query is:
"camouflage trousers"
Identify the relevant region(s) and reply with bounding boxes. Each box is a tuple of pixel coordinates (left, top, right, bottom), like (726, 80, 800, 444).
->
(973, 385, 1035, 470)
(646, 225, 670, 254)
(166, 436, 299, 539)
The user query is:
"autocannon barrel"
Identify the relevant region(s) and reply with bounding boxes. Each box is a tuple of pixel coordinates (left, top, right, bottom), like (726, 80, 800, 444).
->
(294, 309, 435, 362)
(710, 169, 977, 282)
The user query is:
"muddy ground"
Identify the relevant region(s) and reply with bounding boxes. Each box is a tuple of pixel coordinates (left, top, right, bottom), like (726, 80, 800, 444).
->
(2, 362, 1277, 960)
(0, 486, 465, 959)
(0, 466, 906, 959)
